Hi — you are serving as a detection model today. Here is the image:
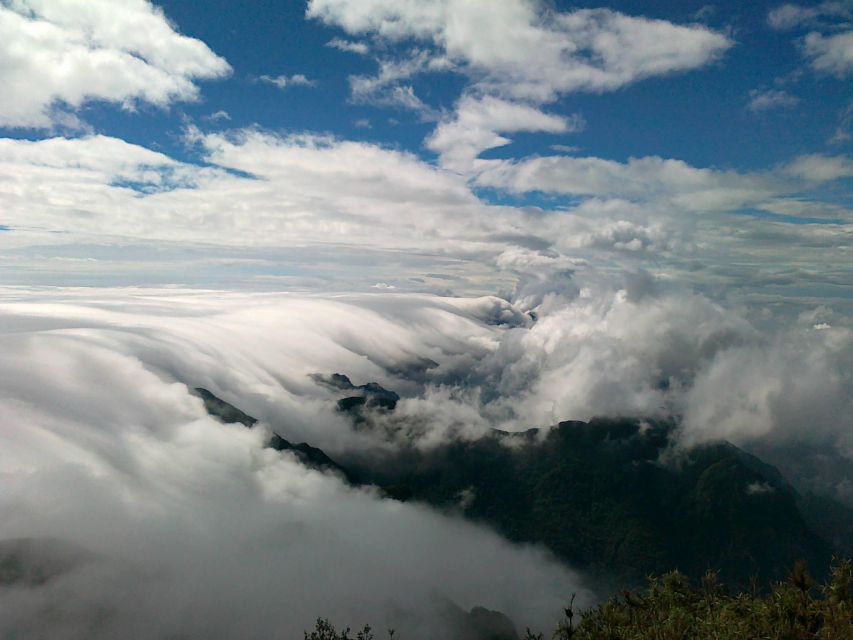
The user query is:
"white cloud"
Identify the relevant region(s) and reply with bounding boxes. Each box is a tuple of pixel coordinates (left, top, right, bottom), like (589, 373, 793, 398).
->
(473, 154, 779, 211)
(783, 153, 853, 181)
(204, 110, 232, 122)
(0, 0, 230, 129)
(258, 73, 317, 89)
(550, 144, 582, 154)
(326, 37, 370, 55)
(803, 30, 853, 75)
(748, 88, 800, 112)
(307, 0, 732, 102)
(767, 2, 853, 30)
(0, 131, 530, 257)
(427, 95, 579, 172)
(347, 51, 439, 113)
(0, 130, 849, 308)
(472, 152, 853, 215)
(0, 289, 591, 638)
(682, 325, 853, 454)
(830, 99, 853, 144)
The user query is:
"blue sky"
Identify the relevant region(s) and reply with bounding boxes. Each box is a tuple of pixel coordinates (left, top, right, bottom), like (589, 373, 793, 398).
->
(5, 0, 848, 169)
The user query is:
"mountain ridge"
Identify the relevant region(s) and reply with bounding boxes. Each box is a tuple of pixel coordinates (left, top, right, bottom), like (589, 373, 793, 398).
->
(194, 382, 846, 593)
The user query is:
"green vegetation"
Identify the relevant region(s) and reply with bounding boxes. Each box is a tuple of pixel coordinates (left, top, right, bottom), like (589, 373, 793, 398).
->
(306, 560, 853, 640)
(347, 418, 833, 590)
(545, 559, 853, 640)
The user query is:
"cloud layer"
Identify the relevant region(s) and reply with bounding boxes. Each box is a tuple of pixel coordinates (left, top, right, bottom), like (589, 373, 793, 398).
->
(0, 288, 591, 638)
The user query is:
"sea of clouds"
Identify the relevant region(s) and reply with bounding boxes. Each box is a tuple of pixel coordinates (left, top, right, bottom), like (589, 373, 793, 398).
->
(0, 281, 850, 637)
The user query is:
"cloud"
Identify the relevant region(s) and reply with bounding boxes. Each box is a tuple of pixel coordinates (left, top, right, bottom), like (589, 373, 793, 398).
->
(471, 151, 853, 217)
(783, 153, 853, 181)
(0, 289, 592, 638)
(0, 283, 850, 639)
(681, 324, 853, 456)
(0, 131, 486, 250)
(2, 283, 849, 490)
(204, 110, 232, 122)
(307, 0, 732, 102)
(803, 30, 853, 76)
(473, 154, 780, 211)
(258, 73, 317, 89)
(427, 95, 580, 171)
(0, 129, 849, 311)
(326, 37, 370, 55)
(0, 0, 230, 129)
(768, 3, 853, 77)
(767, 2, 853, 30)
(748, 88, 800, 112)
(830, 99, 853, 144)
(347, 51, 442, 114)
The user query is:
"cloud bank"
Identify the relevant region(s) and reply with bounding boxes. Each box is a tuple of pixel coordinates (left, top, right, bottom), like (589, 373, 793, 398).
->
(0, 288, 591, 639)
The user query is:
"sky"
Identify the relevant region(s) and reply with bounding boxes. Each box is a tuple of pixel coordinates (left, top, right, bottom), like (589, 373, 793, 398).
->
(0, 1, 852, 637)
(0, 0, 850, 304)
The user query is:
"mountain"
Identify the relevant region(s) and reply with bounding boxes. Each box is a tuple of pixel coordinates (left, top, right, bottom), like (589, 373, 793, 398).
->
(192, 387, 353, 479)
(195, 383, 844, 592)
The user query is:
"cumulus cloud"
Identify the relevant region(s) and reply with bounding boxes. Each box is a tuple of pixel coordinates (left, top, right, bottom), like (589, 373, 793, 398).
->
(307, 0, 732, 101)
(307, 0, 730, 158)
(0, 0, 230, 129)
(803, 30, 853, 76)
(768, 2, 853, 77)
(427, 95, 582, 172)
(682, 324, 853, 456)
(0, 129, 680, 280)
(783, 153, 853, 181)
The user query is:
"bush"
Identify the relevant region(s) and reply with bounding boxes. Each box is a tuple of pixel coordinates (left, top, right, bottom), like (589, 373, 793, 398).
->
(554, 558, 852, 640)
(306, 559, 852, 639)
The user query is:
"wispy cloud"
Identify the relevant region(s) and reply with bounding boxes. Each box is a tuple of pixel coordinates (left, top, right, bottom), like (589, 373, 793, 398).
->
(748, 88, 800, 112)
(257, 73, 318, 89)
(327, 37, 369, 54)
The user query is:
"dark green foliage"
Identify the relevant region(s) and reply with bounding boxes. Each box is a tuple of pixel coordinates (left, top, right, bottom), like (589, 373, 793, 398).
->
(559, 558, 853, 640)
(348, 418, 832, 589)
(303, 619, 378, 640)
(310, 561, 853, 640)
